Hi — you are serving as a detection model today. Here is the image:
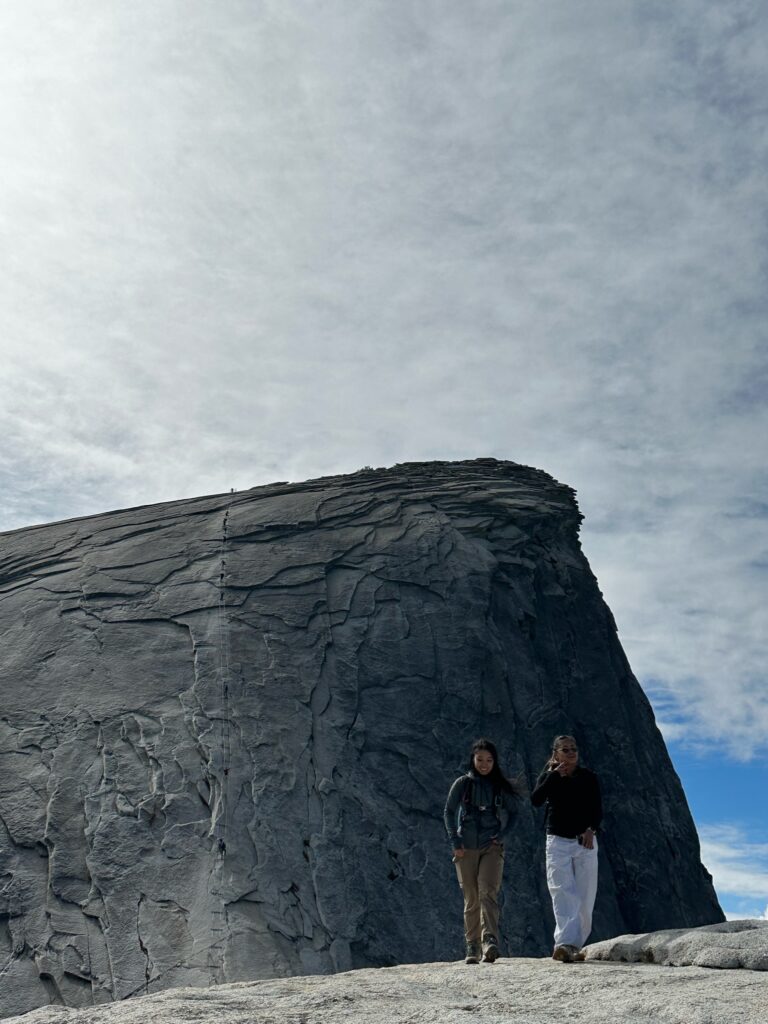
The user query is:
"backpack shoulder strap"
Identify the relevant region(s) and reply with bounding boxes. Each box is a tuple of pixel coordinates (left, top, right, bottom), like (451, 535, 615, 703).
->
(461, 775, 474, 807)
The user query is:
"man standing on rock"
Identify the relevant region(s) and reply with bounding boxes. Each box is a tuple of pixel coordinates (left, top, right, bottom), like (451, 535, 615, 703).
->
(531, 734, 602, 963)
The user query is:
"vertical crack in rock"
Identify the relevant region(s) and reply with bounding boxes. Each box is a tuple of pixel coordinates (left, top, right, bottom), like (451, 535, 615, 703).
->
(215, 506, 233, 858)
(136, 896, 150, 995)
(0, 460, 723, 1016)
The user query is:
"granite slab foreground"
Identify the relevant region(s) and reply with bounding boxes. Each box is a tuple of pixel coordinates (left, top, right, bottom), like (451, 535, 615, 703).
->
(6, 958, 767, 1024)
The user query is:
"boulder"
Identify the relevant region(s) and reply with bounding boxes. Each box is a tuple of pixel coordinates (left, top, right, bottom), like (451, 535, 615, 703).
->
(0, 459, 722, 1016)
(585, 919, 768, 970)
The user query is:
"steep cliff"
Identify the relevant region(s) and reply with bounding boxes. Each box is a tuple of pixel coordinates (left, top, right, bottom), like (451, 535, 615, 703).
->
(0, 459, 722, 1016)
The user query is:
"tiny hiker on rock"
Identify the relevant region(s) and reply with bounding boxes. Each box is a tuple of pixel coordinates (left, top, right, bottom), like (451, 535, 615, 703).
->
(531, 733, 602, 963)
(444, 738, 520, 964)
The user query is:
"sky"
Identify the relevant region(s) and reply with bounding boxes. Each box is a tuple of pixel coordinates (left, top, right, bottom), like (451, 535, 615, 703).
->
(0, 1, 766, 919)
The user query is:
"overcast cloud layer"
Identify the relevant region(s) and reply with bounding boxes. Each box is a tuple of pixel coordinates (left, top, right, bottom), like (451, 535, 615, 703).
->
(1, 2, 766, 768)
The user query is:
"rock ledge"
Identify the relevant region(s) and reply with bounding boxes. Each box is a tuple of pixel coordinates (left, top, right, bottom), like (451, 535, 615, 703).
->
(585, 919, 768, 970)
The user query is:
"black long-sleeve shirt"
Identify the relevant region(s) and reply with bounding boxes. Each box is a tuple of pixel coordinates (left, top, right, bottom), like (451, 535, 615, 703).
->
(531, 767, 602, 839)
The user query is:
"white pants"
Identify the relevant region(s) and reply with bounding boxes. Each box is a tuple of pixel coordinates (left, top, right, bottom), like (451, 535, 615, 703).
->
(545, 834, 598, 948)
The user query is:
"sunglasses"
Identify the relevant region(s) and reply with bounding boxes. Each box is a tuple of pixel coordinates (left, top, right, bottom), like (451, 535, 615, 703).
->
(557, 747, 578, 754)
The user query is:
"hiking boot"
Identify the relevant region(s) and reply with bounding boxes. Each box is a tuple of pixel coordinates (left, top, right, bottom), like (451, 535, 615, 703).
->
(552, 945, 573, 963)
(482, 941, 500, 963)
(465, 942, 481, 964)
(571, 947, 586, 962)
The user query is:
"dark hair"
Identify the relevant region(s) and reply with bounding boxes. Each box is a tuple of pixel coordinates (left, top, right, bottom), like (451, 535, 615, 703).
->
(540, 734, 578, 773)
(467, 738, 520, 796)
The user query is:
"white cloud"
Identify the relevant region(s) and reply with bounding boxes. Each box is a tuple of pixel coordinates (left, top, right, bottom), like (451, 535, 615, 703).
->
(724, 908, 768, 922)
(0, 3, 766, 754)
(700, 825, 768, 911)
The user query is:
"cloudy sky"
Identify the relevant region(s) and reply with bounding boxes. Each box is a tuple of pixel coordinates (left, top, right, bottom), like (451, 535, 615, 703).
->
(1, 1, 766, 917)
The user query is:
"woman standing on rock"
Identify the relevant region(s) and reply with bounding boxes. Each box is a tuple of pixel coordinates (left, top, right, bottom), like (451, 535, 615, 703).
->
(531, 734, 602, 963)
(444, 738, 520, 964)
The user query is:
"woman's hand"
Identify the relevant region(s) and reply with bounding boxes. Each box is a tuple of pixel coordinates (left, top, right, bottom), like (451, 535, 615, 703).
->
(453, 848, 465, 859)
(580, 828, 595, 850)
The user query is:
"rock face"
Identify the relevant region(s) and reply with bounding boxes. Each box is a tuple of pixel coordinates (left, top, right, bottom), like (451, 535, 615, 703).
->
(585, 920, 768, 970)
(7, 959, 768, 1024)
(0, 459, 722, 1017)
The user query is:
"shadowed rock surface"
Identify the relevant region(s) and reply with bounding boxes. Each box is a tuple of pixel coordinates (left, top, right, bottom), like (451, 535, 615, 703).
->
(0, 459, 722, 1017)
(585, 920, 768, 970)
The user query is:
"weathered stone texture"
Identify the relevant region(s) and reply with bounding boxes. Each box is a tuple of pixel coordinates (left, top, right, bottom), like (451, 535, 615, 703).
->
(585, 920, 768, 970)
(7, 959, 768, 1024)
(0, 460, 722, 1016)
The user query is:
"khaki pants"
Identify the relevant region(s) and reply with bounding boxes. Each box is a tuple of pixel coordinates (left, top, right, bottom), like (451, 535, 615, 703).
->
(454, 844, 504, 947)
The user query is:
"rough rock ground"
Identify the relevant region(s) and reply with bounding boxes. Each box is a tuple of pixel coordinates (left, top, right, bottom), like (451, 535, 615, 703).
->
(585, 919, 768, 970)
(6, 958, 767, 1024)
